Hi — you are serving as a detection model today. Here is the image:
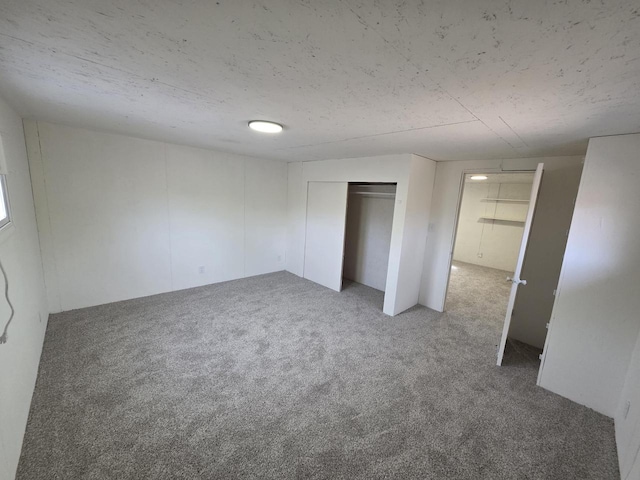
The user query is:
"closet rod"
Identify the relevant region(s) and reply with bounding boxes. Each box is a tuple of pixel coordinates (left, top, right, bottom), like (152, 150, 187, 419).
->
(348, 192, 396, 198)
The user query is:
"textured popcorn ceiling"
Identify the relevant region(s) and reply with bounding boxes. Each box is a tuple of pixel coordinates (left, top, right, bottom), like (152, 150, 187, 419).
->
(0, 0, 638, 161)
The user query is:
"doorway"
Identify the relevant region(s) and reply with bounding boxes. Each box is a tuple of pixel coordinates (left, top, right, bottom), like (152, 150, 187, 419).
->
(445, 170, 543, 366)
(342, 183, 397, 309)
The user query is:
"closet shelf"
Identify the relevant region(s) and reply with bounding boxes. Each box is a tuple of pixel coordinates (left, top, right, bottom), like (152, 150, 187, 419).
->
(481, 198, 529, 203)
(479, 216, 526, 223)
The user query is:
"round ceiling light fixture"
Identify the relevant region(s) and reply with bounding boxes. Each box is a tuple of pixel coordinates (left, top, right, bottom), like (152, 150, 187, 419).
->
(248, 120, 283, 133)
(470, 175, 488, 181)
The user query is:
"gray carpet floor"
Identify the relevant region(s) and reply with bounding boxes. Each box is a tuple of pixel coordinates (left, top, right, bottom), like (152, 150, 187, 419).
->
(17, 265, 619, 479)
(445, 261, 544, 367)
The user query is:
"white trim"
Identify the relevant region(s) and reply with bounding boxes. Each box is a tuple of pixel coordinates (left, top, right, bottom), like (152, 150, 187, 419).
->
(0, 174, 11, 233)
(0, 132, 8, 175)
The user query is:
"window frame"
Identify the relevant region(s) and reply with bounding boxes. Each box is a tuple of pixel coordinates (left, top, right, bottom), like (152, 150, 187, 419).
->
(0, 174, 11, 231)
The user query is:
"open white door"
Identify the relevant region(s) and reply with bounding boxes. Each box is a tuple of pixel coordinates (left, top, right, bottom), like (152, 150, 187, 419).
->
(303, 181, 349, 292)
(497, 163, 544, 366)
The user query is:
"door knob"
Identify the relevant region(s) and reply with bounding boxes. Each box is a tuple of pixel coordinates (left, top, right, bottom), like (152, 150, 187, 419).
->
(506, 276, 527, 286)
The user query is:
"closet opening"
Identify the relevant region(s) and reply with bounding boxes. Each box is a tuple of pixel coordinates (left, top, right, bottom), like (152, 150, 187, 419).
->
(444, 170, 547, 368)
(342, 182, 397, 310)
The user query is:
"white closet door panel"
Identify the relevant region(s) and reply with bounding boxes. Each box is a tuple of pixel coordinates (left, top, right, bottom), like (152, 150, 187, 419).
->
(497, 163, 544, 366)
(303, 182, 348, 292)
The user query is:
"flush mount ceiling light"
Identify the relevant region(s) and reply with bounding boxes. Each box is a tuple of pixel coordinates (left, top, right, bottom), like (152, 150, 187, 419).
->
(248, 120, 283, 133)
(470, 175, 488, 180)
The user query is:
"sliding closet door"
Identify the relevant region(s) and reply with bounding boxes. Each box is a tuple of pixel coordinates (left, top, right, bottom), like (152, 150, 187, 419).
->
(303, 182, 348, 292)
(497, 163, 544, 366)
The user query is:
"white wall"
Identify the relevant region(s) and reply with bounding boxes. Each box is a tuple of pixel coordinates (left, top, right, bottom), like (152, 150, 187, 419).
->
(0, 100, 48, 480)
(539, 134, 640, 417)
(244, 158, 288, 277)
(453, 181, 532, 272)
(344, 187, 396, 292)
(617, 330, 640, 479)
(27, 121, 287, 313)
(286, 154, 436, 316)
(393, 155, 437, 314)
(285, 161, 305, 278)
(420, 156, 584, 312)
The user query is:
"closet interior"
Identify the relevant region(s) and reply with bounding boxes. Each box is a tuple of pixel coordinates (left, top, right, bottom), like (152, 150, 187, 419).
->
(342, 183, 397, 296)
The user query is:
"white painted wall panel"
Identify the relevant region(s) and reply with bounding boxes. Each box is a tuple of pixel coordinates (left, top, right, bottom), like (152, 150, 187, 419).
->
(626, 457, 640, 480)
(286, 162, 305, 277)
(343, 193, 395, 292)
(35, 123, 173, 311)
(0, 102, 48, 480)
(616, 330, 640, 479)
(166, 144, 244, 291)
(453, 182, 531, 272)
(392, 155, 437, 315)
(453, 183, 494, 266)
(244, 158, 287, 277)
(539, 134, 640, 416)
(28, 122, 287, 312)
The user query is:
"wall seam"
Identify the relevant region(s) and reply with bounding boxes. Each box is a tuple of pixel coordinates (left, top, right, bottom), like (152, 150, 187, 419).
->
(163, 144, 173, 291)
(23, 120, 49, 318)
(243, 158, 246, 278)
(35, 122, 63, 312)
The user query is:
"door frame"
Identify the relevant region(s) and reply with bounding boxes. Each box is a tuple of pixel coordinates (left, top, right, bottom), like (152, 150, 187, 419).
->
(442, 167, 543, 360)
(442, 167, 511, 310)
(343, 182, 398, 296)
